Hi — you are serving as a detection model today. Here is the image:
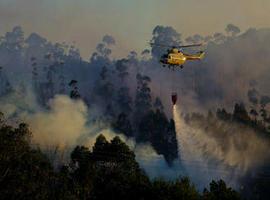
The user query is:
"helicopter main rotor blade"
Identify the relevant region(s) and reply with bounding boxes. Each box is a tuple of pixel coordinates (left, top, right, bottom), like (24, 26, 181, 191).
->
(177, 44, 203, 48)
(149, 42, 173, 48)
(150, 42, 203, 49)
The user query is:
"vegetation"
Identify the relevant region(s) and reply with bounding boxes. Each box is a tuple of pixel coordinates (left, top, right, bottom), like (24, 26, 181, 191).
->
(1, 24, 270, 199)
(0, 113, 241, 200)
(185, 101, 270, 200)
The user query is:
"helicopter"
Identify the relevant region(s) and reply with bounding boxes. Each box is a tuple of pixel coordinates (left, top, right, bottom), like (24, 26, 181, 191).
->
(150, 43, 205, 69)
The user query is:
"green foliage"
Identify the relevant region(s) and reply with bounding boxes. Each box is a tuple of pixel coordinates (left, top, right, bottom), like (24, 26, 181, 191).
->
(151, 177, 200, 200)
(115, 59, 129, 82)
(93, 66, 116, 118)
(117, 87, 132, 114)
(68, 134, 150, 199)
(214, 102, 270, 134)
(113, 113, 133, 137)
(151, 26, 181, 58)
(0, 117, 243, 200)
(0, 123, 55, 199)
(216, 108, 231, 121)
(137, 110, 178, 165)
(203, 180, 241, 200)
(134, 73, 152, 122)
(225, 24, 241, 37)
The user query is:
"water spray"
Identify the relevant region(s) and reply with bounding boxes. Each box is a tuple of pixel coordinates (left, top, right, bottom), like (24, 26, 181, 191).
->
(173, 105, 241, 189)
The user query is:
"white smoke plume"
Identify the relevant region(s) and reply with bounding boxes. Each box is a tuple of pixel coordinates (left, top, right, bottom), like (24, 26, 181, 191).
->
(0, 89, 176, 178)
(25, 95, 88, 148)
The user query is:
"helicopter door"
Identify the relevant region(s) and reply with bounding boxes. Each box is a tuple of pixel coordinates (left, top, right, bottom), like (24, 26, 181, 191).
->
(169, 55, 175, 62)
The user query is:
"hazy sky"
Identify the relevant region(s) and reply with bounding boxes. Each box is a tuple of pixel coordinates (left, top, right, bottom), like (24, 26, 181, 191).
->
(1, 0, 270, 59)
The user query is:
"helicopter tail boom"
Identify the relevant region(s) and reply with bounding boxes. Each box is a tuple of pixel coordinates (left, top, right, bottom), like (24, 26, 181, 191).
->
(185, 51, 205, 61)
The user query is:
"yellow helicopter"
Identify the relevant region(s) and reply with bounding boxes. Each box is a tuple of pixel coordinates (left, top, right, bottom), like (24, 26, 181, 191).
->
(150, 43, 205, 69)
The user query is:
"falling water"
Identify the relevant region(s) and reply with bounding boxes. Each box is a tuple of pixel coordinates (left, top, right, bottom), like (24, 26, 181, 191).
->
(173, 105, 240, 189)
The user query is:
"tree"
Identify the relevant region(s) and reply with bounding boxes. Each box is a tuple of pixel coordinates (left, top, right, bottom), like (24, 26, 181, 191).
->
(116, 59, 129, 82)
(154, 97, 164, 111)
(69, 80, 81, 99)
(233, 103, 250, 124)
(69, 145, 94, 199)
(92, 134, 109, 154)
(259, 96, 270, 126)
(137, 110, 178, 165)
(4, 26, 24, 51)
(113, 113, 133, 137)
(68, 45, 81, 60)
(152, 177, 199, 200)
(0, 67, 13, 96)
(216, 108, 231, 121)
(134, 73, 152, 124)
(115, 59, 133, 116)
(225, 24, 241, 37)
(94, 66, 114, 104)
(0, 118, 243, 200)
(203, 180, 241, 200)
(117, 87, 132, 114)
(31, 57, 39, 92)
(151, 26, 181, 58)
(26, 33, 47, 48)
(0, 112, 4, 126)
(90, 35, 115, 65)
(0, 122, 57, 200)
(86, 135, 151, 200)
(141, 49, 150, 61)
(213, 32, 227, 44)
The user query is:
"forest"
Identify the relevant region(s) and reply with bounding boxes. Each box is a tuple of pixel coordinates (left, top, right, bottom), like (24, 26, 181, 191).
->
(1, 24, 270, 199)
(0, 114, 241, 200)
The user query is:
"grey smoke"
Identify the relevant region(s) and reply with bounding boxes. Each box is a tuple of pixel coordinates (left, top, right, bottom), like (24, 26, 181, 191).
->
(173, 105, 270, 189)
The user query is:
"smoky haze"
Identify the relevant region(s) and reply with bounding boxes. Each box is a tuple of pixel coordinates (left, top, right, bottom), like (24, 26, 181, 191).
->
(1, 0, 270, 58)
(173, 105, 270, 189)
(1, 22, 270, 192)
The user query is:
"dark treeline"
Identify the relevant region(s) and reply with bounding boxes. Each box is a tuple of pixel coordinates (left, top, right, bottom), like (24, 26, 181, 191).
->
(0, 113, 241, 200)
(187, 84, 270, 134)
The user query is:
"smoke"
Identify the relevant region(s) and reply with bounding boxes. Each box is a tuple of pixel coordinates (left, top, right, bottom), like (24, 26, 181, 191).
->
(134, 143, 184, 179)
(0, 88, 86, 148)
(173, 105, 270, 189)
(0, 89, 177, 178)
(24, 95, 88, 147)
(2, 25, 270, 115)
(2, 24, 270, 191)
(142, 26, 270, 114)
(1, 91, 127, 151)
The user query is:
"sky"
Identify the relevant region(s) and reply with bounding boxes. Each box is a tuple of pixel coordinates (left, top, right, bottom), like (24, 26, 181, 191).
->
(1, 0, 270, 59)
